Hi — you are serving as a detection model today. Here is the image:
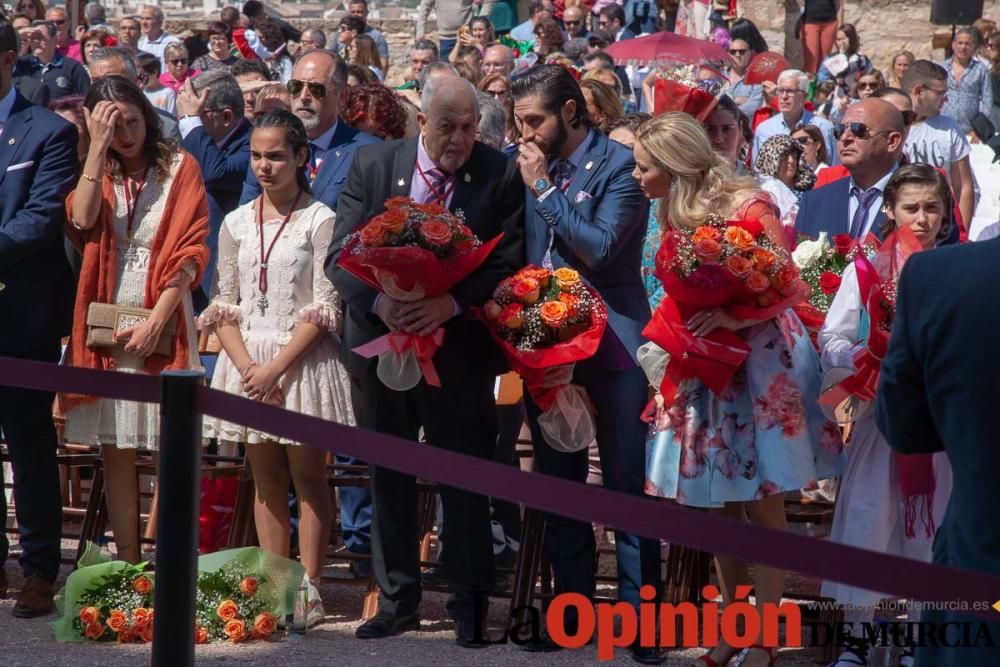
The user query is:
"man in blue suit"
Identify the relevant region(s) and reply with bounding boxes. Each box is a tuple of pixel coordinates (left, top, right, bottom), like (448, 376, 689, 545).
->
(239, 50, 378, 214)
(0, 20, 78, 617)
(512, 65, 662, 664)
(178, 70, 251, 304)
(877, 239, 1000, 667)
(796, 99, 905, 241)
(240, 50, 379, 575)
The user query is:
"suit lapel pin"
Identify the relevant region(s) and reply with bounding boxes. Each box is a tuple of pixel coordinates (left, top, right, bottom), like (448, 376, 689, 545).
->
(464, 173, 471, 183)
(335, 150, 342, 158)
(397, 178, 405, 187)
(584, 161, 593, 171)
(7, 138, 14, 145)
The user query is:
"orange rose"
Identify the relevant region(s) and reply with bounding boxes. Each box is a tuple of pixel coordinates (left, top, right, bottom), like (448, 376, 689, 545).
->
(252, 612, 278, 638)
(725, 255, 753, 278)
(692, 225, 721, 243)
(538, 300, 570, 328)
(132, 575, 153, 595)
(195, 626, 210, 645)
(558, 292, 579, 317)
(750, 248, 777, 273)
(384, 196, 412, 209)
(224, 619, 247, 643)
(499, 303, 524, 329)
(694, 238, 723, 263)
(420, 219, 454, 247)
(553, 267, 581, 290)
(511, 277, 540, 304)
(484, 300, 503, 320)
(131, 607, 151, 629)
(412, 202, 447, 216)
(217, 599, 240, 622)
(776, 265, 799, 295)
(359, 221, 387, 247)
(141, 623, 154, 643)
(239, 577, 258, 596)
(746, 271, 771, 293)
(79, 606, 100, 626)
(377, 208, 408, 235)
(107, 609, 129, 633)
(724, 226, 755, 251)
(84, 622, 104, 640)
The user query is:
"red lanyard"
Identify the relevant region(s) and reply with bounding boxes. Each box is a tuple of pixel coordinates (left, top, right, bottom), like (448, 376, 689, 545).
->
(416, 161, 455, 206)
(257, 189, 303, 299)
(122, 174, 147, 241)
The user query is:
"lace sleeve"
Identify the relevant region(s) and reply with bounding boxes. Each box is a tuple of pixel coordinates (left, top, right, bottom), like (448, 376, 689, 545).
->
(197, 221, 242, 329)
(296, 214, 342, 333)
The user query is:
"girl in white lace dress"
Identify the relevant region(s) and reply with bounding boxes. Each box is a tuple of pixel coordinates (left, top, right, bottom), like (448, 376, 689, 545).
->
(199, 110, 353, 625)
(64, 77, 209, 564)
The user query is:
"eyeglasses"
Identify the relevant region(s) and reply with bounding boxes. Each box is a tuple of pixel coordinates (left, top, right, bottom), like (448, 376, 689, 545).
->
(775, 87, 803, 97)
(834, 122, 894, 140)
(169, 59, 188, 65)
(856, 81, 880, 90)
(925, 85, 948, 96)
(486, 89, 509, 99)
(50, 19, 66, 25)
(287, 79, 329, 99)
(793, 135, 815, 145)
(728, 48, 748, 55)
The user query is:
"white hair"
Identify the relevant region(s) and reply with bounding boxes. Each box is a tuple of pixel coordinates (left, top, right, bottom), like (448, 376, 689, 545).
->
(421, 75, 477, 115)
(777, 69, 809, 92)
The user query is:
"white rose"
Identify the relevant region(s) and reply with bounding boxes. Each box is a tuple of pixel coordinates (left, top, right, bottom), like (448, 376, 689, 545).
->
(792, 232, 830, 268)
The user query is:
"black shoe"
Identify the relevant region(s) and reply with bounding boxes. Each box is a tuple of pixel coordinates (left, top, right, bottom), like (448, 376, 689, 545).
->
(350, 557, 372, 579)
(455, 619, 492, 649)
(518, 632, 565, 653)
(421, 564, 449, 587)
(631, 642, 666, 665)
(355, 611, 420, 639)
(0, 570, 7, 599)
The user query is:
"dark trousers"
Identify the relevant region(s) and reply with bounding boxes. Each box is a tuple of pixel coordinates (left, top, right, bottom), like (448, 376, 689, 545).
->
(0, 344, 63, 582)
(525, 361, 661, 626)
(352, 366, 497, 622)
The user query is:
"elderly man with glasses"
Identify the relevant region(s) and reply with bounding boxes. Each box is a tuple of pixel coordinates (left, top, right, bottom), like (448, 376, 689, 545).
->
(752, 68, 837, 165)
(43, 6, 81, 62)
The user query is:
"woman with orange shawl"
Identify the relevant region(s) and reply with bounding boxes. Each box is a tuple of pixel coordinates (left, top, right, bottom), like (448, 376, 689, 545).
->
(62, 75, 209, 564)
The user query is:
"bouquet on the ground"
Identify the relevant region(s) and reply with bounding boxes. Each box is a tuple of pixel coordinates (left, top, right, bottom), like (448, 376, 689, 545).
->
(478, 266, 607, 452)
(338, 197, 504, 391)
(195, 547, 304, 644)
(644, 212, 810, 401)
(50, 546, 155, 643)
(791, 232, 868, 342)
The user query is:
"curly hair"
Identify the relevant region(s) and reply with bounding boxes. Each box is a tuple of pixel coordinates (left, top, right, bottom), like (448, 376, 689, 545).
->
(342, 84, 408, 141)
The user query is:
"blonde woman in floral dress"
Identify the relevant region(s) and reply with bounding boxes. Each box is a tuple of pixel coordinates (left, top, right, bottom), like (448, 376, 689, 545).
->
(200, 110, 353, 627)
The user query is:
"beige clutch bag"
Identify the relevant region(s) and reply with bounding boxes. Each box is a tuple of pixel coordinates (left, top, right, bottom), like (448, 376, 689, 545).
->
(86, 303, 178, 357)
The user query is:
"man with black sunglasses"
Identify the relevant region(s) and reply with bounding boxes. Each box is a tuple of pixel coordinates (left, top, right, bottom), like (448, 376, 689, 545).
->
(724, 37, 762, 117)
(562, 5, 590, 40)
(796, 98, 906, 241)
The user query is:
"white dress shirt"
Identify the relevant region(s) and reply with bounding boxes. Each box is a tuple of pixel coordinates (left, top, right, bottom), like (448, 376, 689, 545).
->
(847, 167, 896, 238)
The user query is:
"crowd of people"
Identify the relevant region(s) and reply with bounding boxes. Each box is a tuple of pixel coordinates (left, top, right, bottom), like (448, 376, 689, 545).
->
(1, 2, 999, 667)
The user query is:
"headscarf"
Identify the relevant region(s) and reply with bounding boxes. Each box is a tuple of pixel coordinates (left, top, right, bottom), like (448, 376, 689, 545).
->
(754, 134, 816, 192)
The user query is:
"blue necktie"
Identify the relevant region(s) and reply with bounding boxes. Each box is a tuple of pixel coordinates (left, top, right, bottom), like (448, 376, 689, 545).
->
(850, 186, 881, 239)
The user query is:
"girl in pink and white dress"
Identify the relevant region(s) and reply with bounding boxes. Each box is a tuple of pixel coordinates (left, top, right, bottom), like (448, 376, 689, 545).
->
(819, 165, 954, 667)
(199, 110, 354, 627)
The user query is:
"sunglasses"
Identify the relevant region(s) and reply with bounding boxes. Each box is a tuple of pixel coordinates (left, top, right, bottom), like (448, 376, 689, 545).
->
(834, 122, 893, 140)
(729, 48, 748, 55)
(793, 135, 815, 145)
(287, 79, 329, 99)
(856, 81, 880, 90)
(169, 59, 188, 65)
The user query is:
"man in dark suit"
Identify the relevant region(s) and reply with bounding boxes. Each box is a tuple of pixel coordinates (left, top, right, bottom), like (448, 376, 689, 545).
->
(877, 239, 1000, 667)
(0, 19, 78, 617)
(241, 50, 379, 575)
(796, 99, 905, 241)
(511, 65, 662, 664)
(598, 5, 637, 41)
(177, 70, 251, 304)
(326, 75, 524, 646)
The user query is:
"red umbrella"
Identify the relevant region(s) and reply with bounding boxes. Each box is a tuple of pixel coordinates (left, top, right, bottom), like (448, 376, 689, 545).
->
(603, 31, 733, 68)
(744, 51, 792, 85)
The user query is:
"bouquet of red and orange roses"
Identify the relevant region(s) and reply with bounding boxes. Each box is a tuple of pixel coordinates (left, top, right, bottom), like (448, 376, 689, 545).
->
(644, 212, 810, 401)
(56, 562, 155, 643)
(478, 265, 607, 452)
(338, 197, 504, 391)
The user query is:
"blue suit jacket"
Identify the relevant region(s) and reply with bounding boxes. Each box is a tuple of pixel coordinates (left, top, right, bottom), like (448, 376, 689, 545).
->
(182, 118, 251, 297)
(0, 91, 78, 354)
(526, 131, 651, 369)
(877, 240, 1000, 667)
(239, 122, 378, 211)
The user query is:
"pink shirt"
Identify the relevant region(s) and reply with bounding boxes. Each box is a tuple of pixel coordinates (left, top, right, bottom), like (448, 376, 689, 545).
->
(159, 68, 202, 93)
(408, 134, 455, 208)
(58, 40, 82, 63)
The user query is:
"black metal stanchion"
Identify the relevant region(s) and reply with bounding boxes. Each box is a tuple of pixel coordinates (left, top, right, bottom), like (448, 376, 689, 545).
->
(151, 370, 203, 667)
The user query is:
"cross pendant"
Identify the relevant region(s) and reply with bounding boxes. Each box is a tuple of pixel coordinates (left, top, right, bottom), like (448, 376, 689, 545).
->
(257, 294, 268, 316)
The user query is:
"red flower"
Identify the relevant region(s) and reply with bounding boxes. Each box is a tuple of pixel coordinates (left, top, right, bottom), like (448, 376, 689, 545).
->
(818, 271, 842, 295)
(694, 238, 723, 263)
(832, 234, 853, 255)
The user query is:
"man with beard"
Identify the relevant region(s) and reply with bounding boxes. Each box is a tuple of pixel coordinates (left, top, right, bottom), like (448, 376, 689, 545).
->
(240, 49, 378, 576)
(326, 75, 524, 647)
(511, 65, 662, 664)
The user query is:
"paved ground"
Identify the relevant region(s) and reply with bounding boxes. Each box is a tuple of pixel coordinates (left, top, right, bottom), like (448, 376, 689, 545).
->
(0, 547, 825, 666)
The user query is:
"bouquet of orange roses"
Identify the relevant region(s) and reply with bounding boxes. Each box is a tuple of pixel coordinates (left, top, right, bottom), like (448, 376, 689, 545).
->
(478, 265, 607, 452)
(644, 211, 810, 401)
(56, 562, 155, 643)
(338, 197, 504, 391)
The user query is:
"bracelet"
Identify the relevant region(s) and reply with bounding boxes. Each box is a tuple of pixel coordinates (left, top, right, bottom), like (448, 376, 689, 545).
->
(82, 173, 100, 183)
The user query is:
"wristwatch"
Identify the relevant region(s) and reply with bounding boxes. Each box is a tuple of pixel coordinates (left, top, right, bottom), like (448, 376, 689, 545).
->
(533, 177, 552, 197)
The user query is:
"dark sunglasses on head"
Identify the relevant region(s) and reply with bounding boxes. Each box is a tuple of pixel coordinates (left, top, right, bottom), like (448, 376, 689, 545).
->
(287, 79, 328, 99)
(834, 122, 893, 140)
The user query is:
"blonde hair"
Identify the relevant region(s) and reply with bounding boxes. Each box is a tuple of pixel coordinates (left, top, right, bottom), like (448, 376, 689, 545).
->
(635, 112, 759, 232)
